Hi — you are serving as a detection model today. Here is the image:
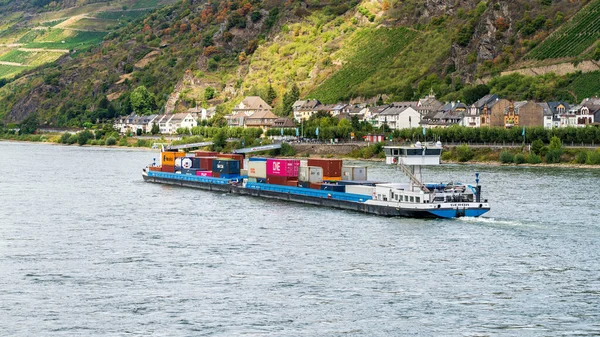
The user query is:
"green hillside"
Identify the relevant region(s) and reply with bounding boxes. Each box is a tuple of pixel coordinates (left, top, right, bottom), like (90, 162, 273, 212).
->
(528, 0, 600, 60)
(0, 0, 599, 127)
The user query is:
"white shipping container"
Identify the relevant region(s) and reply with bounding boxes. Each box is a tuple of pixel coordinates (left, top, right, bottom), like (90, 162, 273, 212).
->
(299, 166, 323, 183)
(345, 185, 375, 196)
(248, 161, 267, 178)
(342, 166, 368, 181)
(240, 169, 248, 176)
(300, 159, 308, 167)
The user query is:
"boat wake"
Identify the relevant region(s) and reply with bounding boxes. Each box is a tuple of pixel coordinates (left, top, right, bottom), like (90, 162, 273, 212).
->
(458, 216, 531, 227)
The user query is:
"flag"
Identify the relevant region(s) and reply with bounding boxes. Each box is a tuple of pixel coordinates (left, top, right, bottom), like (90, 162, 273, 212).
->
(280, 128, 284, 136)
(296, 128, 299, 137)
(316, 127, 319, 136)
(422, 127, 426, 136)
(522, 127, 525, 136)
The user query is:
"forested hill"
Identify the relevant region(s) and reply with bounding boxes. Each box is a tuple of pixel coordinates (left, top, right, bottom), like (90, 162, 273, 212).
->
(1, 0, 599, 126)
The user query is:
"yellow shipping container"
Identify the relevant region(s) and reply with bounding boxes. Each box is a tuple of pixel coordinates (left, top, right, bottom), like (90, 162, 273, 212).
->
(161, 151, 185, 166)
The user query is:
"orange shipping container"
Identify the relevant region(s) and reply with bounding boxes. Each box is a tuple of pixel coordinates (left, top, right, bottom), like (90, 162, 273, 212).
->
(323, 176, 342, 181)
(161, 164, 175, 173)
(148, 166, 161, 171)
(307, 158, 343, 177)
(161, 151, 185, 166)
(309, 182, 323, 190)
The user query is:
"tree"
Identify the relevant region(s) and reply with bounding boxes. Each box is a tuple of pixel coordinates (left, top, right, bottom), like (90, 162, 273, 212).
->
(130, 86, 156, 115)
(19, 114, 39, 135)
(266, 84, 277, 105)
(77, 130, 94, 146)
(282, 83, 300, 116)
(205, 87, 216, 101)
(462, 84, 490, 105)
(212, 128, 227, 151)
(151, 122, 160, 135)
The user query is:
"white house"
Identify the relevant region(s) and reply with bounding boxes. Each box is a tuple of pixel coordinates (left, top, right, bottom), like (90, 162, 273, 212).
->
(377, 103, 419, 130)
(463, 94, 497, 128)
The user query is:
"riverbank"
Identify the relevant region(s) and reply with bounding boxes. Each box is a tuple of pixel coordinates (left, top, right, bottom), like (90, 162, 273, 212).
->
(3, 137, 600, 169)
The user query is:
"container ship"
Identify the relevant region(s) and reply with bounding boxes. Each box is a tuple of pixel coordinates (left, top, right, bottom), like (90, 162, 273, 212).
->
(142, 142, 490, 219)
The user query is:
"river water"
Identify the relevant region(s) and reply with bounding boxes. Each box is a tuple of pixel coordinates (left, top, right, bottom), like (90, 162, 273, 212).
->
(1, 141, 599, 336)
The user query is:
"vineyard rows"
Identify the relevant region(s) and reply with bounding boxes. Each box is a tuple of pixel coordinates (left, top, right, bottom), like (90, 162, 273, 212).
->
(310, 28, 417, 103)
(528, 0, 600, 60)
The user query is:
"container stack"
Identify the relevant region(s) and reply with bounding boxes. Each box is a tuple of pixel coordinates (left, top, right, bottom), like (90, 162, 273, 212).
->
(212, 158, 241, 178)
(266, 159, 300, 186)
(194, 151, 218, 157)
(247, 157, 267, 183)
(298, 166, 323, 188)
(217, 153, 245, 170)
(161, 151, 186, 173)
(307, 158, 343, 181)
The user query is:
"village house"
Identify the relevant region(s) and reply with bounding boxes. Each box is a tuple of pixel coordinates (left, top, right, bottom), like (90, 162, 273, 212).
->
(463, 94, 498, 128)
(421, 102, 466, 128)
(227, 96, 274, 128)
(168, 112, 198, 133)
(114, 114, 158, 134)
(416, 91, 444, 121)
(377, 104, 420, 130)
(571, 98, 600, 127)
(367, 105, 391, 127)
(292, 99, 321, 121)
(506, 101, 544, 128)
(480, 98, 510, 127)
(243, 109, 280, 132)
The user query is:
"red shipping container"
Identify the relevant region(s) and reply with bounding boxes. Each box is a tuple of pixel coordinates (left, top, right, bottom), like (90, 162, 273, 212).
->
(285, 180, 299, 187)
(198, 157, 217, 171)
(194, 151, 218, 157)
(217, 153, 244, 169)
(161, 165, 175, 173)
(266, 175, 296, 185)
(307, 158, 343, 177)
(309, 182, 323, 190)
(266, 159, 300, 177)
(212, 172, 221, 178)
(196, 171, 213, 177)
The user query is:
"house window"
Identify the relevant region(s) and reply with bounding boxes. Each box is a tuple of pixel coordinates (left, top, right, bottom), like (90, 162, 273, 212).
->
(410, 196, 414, 202)
(481, 117, 486, 124)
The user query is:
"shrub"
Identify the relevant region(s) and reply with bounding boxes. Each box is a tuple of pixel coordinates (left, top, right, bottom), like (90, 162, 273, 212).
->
(586, 150, 600, 165)
(67, 134, 78, 144)
(514, 153, 526, 164)
(500, 150, 514, 163)
(279, 143, 296, 156)
(105, 136, 117, 146)
(455, 144, 474, 162)
(575, 151, 588, 164)
(531, 139, 544, 155)
(60, 132, 72, 144)
(119, 138, 128, 146)
(545, 149, 562, 163)
(77, 130, 94, 145)
(527, 153, 542, 164)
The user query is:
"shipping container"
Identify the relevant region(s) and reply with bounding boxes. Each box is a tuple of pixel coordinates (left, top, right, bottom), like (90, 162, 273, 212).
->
(342, 166, 368, 181)
(323, 176, 342, 181)
(298, 166, 324, 183)
(161, 151, 185, 166)
(181, 168, 199, 175)
(175, 157, 183, 169)
(212, 172, 221, 178)
(148, 166, 161, 171)
(300, 159, 308, 167)
(161, 164, 175, 173)
(266, 159, 300, 177)
(181, 157, 201, 169)
(266, 174, 296, 186)
(249, 157, 268, 162)
(256, 178, 267, 183)
(198, 157, 216, 171)
(240, 169, 248, 176)
(247, 177, 257, 183)
(217, 153, 244, 169)
(320, 183, 345, 192)
(212, 159, 241, 174)
(196, 171, 213, 177)
(248, 161, 267, 178)
(307, 158, 343, 177)
(309, 182, 323, 190)
(345, 185, 375, 196)
(285, 180, 299, 187)
(297, 181, 310, 188)
(337, 180, 378, 186)
(194, 151, 218, 157)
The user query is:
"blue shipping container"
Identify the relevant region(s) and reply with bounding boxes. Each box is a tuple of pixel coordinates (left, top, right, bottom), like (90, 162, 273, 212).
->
(181, 168, 199, 175)
(297, 181, 310, 188)
(320, 183, 345, 192)
(212, 159, 241, 174)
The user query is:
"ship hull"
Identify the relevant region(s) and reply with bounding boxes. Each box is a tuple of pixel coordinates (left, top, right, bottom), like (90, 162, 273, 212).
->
(143, 172, 489, 219)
